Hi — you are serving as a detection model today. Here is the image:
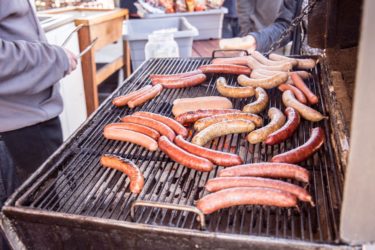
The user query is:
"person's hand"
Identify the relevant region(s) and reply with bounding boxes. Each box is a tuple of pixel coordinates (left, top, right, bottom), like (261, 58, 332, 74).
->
(63, 48, 78, 75)
(219, 35, 257, 53)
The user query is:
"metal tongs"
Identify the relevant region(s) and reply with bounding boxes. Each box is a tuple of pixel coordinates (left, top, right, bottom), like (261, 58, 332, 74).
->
(61, 24, 98, 58)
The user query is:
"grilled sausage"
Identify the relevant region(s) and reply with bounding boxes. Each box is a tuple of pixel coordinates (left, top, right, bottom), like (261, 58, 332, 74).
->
(103, 127, 158, 151)
(196, 187, 298, 214)
(174, 135, 243, 167)
(199, 64, 251, 75)
(271, 127, 325, 164)
(265, 107, 300, 145)
(268, 53, 298, 66)
(121, 115, 175, 141)
(194, 112, 263, 132)
(150, 70, 202, 83)
(205, 177, 314, 205)
(192, 119, 256, 146)
(211, 56, 251, 66)
(242, 87, 269, 114)
(104, 122, 160, 140)
(282, 90, 326, 122)
(172, 96, 233, 117)
(100, 154, 144, 193)
(133, 111, 188, 138)
(128, 84, 163, 109)
(158, 136, 213, 172)
(278, 83, 307, 104)
(268, 53, 316, 69)
(112, 85, 152, 107)
(218, 162, 310, 183)
(216, 77, 255, 98)
(247, 107, 286, 144)
(237, 72, 288, 89)
(251, 51, 292, 67)
(175, 109, 242, 125)
(247, 55, 293, 72)
(290, 72, 318, 105)
(153, 74, 207, 89)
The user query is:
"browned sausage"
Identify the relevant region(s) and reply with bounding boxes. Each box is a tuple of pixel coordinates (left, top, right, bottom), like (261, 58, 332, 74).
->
(238, 72, 288, 89)
(242, 87, 269, 114)
(196, 187, 298, 214)
(174, 135, 243, 167)
(278, 83, 307, 104)
(216, 77, 255, 98)
(271, 127, 325, 164)
(268, 53, 316, 69)
(211, 56, 251, 66)
(265, 107, 300, 145)
(100, 154, 144, 193)
(247, 55, 293, 72)
(128, 84, 163, 109)
(104, 122, 160, 140)
(158, 136, 214, 172)
(218, 162, 309, 183)
(112, 85, 152, 107)
(175, 109, 242, 125)
(133, 111, 188, 138)
(121, 115, 175, 141)
(199, 64, 251, 75)
(205, 177, 314, 205)
(251, 51, 292, 66)
(153, 74, 207, 89)
(150, 70, 202, 83)
(290, 72, 318, 104)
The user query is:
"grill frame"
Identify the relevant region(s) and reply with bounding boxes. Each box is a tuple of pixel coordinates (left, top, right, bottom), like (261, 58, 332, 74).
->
(2, 56, 354, 249)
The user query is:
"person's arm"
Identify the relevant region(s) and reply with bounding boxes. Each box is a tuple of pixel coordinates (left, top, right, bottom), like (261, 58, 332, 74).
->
(0, 39, 70, 96)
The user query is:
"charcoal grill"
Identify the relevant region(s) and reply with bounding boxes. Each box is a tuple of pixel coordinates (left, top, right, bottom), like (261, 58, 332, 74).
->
(1, 56, 353, 249)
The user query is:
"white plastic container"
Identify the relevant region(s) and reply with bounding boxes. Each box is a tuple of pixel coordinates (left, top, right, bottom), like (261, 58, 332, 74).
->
(145, 31, 179, 60)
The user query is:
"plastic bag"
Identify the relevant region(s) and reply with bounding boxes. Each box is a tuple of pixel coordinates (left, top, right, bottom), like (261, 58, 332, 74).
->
(206, 0, 224, 9)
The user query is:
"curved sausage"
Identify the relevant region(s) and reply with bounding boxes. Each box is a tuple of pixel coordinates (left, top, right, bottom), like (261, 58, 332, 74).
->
(196, 187, 298, 214)
(237, 72, 288, 89)
(242, 87, 269, 114)
(247, 107, 286, 144)
(271, 127, 325, 164)
(104, 122, 160, 140)
(133, 111, 188, 138)
(158, 136, 213, 172)
(194, 112, 263, 132)
(218, 162, 310, 183)
(175, 109, 241, 125)
(192, 119, 256, 146)
(112, 85, 152, 107)
(290, 72, 318, 104)
(265, 107, 300, 145)
(205, 177, 313, 205)
(121, 115, 175, 141)
(150, 70, 202, 83)
(282, 90, 326, 122)
(100, 154, 144, 194)
(172, 96, 233, 117)
(199, 64, 251, 75)
(216, 77, 255, 98)
(278, 83, 307, 104)
(128, 84, 163, 109)
(153, 74, 207, 89)
(267, 53, 298, 66)
(211, 56, 251, 66)
(251, 51, 292, 66)
(268, 53, 316, 69)
(247, 55, 293, 72)
(174, 135, 243, 167)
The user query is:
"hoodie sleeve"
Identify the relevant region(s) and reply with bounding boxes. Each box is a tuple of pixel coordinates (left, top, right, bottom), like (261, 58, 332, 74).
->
(0, 38, 70, 96)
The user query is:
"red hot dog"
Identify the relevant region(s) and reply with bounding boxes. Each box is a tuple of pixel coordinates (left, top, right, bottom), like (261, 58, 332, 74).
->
(290, 72, 318, 105)
(152, 74, 207, 89)
(199, 64, 251, 75)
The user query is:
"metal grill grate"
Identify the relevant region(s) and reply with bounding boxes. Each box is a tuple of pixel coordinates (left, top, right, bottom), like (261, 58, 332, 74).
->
(15, 57, 343, 244)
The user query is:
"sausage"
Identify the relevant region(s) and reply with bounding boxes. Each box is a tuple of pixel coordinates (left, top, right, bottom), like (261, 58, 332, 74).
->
(242, 87, 269, 114)
(152, 73, 207, 89)
(211, 56, 251, 66)
(128, 84, 163, 109)
(100, 154, 144, 194)
(104, 122, 160, 140)
(237, 72, 288, 89)
(103, 128, 158, 151)
(251, 51, 292, 66)
(247, 55, 293, 72)
(112, 85, 152, 107)
(290, 72, 318, 104)
(175, 109, 241, 125)
(172, 96, 233, 117)
(133, 111, 188, 138)
(205, 177, 314, 205)
(216, 77, 255, 98)
(218, 162, 310, 183)
(251, 68, 311, 80)
(268, 53, 316, 69)
(247, 107, 286, 144)
(265, 107, 300, 145)
(282, 90, 326, 122)
(278, 83, 307, 104)
(295, 58, 316, 70)
(196, 187, 298, 215)
(250, 70, 270, 79)
(158, 136, 213, 172)
(192, 119, 255, 146)
(174, 135, 243, 167)
(194, 112, 263, 132)
(199, 64, 251, 75)
(271, 127, 325, 164)
(150, 70, 202, 83)
(121, 115, 175, 141)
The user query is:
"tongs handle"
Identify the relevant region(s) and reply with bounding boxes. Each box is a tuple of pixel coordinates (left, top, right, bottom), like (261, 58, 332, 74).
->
(77, 37, 98, 58)
(61, 24, 84, 47)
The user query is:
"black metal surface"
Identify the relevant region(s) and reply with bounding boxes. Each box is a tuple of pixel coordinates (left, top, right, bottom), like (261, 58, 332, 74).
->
(10, 57, 343, 245)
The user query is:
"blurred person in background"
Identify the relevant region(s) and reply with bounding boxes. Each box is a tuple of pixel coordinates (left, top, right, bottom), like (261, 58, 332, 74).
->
(221, 0, 240, 38)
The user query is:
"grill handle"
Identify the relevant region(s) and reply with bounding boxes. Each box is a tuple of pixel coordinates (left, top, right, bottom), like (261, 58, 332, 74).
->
(211, 49, 249, 59)
(130, 200, 206, 230)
